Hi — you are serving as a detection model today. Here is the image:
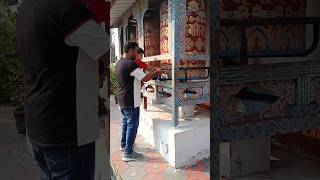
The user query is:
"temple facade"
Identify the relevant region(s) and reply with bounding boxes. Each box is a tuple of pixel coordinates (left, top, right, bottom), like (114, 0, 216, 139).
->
(110, 0, 320, 178)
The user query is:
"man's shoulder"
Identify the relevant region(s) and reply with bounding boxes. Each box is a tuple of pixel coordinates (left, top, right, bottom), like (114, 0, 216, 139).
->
(117, 59, 137, 68)
(119, 58, 134, 64)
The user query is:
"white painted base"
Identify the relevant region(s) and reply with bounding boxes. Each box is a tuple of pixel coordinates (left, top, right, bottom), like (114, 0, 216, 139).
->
(138, 103, 270, 173)
(179, 105, 195, 118)
(220, 137, 271, 178)
(138, 104, 210, 168)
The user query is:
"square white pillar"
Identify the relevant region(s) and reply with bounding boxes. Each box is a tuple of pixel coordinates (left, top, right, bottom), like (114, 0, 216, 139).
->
(220, 137, 271, 178)
(179, 105, 195, 118)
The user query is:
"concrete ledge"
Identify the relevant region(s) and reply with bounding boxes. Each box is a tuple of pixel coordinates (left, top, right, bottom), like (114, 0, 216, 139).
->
(139, 104, 210, 168)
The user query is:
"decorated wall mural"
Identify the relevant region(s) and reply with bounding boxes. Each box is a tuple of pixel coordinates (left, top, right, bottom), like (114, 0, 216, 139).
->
(160, 0, 169, 55)
(184, 0, 207, 80)
(212, 0, 308, 123)
(115, 1, 320, 178)
(157, 0, 208, 80)
(219, 0, 307, 60)
(139, 0, 310, 109)
(185, 0, 207, 55)
(144, 13, 161, 57)
(218, 79, 297, 125)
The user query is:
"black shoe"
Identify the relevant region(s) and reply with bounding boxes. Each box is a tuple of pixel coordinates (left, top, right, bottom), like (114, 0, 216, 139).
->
(122, 151, 143, 162)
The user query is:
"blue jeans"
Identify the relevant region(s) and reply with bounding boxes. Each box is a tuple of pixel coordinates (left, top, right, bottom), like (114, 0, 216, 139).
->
(120, 107, 140, 155)
(32, 142, 95, 180)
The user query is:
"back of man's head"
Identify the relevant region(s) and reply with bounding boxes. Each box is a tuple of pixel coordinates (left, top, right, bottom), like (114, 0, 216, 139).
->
(136, 47, 144, 54)
(123, 41, 138, 53)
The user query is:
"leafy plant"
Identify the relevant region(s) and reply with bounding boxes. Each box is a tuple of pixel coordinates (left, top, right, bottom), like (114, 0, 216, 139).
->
(110, 64, 117, 95)
(0, 0, 23, 105)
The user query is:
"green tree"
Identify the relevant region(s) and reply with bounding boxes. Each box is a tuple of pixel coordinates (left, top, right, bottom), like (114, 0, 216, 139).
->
(0, 0, 23, 105)
(110, 64, 117, 95)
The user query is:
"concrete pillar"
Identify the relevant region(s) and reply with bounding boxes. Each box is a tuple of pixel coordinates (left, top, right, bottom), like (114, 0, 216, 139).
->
(306, 0, 320, 60)
(220, 137, 271, 178)
(179, 105, 195, 118)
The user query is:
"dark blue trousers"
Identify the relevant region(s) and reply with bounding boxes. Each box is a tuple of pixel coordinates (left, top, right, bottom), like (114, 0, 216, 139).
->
(120, 107, 140, 155)
(32, 142, 95, 180)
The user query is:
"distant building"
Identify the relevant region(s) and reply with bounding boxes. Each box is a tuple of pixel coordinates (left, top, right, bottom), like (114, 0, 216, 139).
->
(110, 28, 120, 63)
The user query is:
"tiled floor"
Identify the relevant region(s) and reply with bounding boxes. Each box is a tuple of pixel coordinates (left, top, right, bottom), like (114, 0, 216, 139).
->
(110, 99, 210, 180)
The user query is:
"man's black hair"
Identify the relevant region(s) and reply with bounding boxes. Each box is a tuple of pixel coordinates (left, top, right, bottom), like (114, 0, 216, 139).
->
(136, 47, 144, 54)
(123, 41, 138, 53)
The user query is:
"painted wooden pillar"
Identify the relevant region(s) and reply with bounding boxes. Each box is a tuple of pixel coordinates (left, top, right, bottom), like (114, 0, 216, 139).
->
(161, 0, 208, 80)
(160, 0, 171, 75)
(137, 1, 147, 109)
(144, 14, 160, 57)
(209, 0, 221, 179)
(184, 0, 207, 79)
(137, 0, 145, 49)
(170, 0, 185, 127)
(160, 0, 169, 55)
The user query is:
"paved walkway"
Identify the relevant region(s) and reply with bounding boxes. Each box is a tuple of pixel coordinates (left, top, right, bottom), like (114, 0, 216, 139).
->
(0, 105, 39, 180)
(0, 105, 109, 180)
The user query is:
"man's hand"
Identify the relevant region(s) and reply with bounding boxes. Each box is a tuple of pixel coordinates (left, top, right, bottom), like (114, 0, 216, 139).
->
(141, 68, 163, 82)
(155, 68, 164, 76)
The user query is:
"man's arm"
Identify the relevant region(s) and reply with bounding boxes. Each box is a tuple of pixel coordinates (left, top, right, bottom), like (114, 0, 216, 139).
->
(62, 4, 109, 61)
(60, 4, 109, 89)
(141, 70, 161, 82)
(131, 67, 163, 82)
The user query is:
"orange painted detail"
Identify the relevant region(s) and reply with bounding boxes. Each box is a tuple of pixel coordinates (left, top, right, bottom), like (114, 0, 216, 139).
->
(185, 161, 207, 173)
(186, 173, 210, 180)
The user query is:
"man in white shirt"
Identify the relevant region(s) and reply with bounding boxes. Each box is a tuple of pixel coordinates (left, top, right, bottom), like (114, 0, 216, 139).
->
(115, 42, 163, 161)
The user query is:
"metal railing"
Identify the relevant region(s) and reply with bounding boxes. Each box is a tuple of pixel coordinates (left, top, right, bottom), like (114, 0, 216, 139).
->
(155, 67, 210, 82)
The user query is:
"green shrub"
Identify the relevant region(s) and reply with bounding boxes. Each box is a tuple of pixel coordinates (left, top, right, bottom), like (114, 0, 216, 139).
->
(0, 0, 23, 105)
(110, 64, 117, 95)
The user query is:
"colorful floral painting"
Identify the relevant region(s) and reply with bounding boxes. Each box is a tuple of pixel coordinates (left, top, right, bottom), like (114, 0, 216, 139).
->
(185, 0, 207, 55)
(220, 0, 306, 18)
(159, 0, 208, 80)
(220, 0, 306, 56)
(160, 0, 169, 55)
(144, 15, 160, 57)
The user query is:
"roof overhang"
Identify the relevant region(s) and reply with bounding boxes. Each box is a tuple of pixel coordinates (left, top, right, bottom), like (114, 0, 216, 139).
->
(110, 0, 137, 28)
